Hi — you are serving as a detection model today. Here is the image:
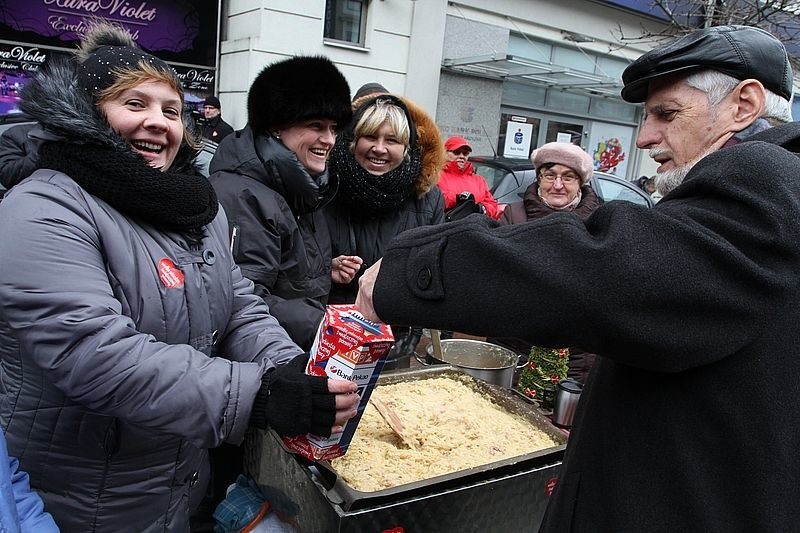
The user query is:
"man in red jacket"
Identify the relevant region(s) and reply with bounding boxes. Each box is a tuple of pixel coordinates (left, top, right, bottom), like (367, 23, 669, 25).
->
(438, 136, 501, 219)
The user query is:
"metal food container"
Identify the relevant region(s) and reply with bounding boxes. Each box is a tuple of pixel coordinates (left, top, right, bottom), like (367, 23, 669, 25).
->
(244, 366, 567, 532)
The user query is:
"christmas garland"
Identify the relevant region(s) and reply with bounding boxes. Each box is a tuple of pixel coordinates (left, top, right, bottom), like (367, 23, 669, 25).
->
(516, 346, 569, 409)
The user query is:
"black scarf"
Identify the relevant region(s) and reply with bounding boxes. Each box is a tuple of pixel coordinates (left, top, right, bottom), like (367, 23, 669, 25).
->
(38, 141, 218, 232)
(253, 134, 335, 215)
(329, 138, 421, 217)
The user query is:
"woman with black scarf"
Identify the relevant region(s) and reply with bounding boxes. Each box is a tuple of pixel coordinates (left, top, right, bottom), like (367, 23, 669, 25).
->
(0, 21, 358, 530)
(326, 94, 446, 366)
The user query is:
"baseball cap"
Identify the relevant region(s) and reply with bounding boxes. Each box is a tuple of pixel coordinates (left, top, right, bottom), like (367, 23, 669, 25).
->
(444, 136, 472, 152)
(621, 25, 793, 103)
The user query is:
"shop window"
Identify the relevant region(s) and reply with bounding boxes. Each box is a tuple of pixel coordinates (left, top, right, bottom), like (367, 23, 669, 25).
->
(508, 34, 552, 63)
(324, 0, 368, 46)
(595, 56, 628, 80)
(545, 120, 584, 145)
(546, 91, 590, 114)
(590, 98, 637, 122)
(502, 81, 546, 109)
(496, 113, 541, 159)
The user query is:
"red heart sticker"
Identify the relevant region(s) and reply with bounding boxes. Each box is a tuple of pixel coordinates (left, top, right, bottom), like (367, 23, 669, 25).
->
(545, 476, 558, 497)
(157, 258, 185, 289)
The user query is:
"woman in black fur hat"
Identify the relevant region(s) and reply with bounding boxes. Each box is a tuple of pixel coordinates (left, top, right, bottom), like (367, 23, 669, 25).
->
(0, 21, 358, 531)
(209, 55, 352, 352)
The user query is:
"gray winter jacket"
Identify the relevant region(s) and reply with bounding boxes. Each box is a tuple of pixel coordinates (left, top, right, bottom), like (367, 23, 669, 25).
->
(0, 61, 303, 531)
(0, 173, 303, 531)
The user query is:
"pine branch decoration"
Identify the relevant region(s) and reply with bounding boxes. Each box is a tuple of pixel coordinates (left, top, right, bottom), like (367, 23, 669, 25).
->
(517, 346, 569, 403)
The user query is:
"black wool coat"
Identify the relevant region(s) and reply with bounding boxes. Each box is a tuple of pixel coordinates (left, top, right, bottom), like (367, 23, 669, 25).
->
(372, 121, 800, 531)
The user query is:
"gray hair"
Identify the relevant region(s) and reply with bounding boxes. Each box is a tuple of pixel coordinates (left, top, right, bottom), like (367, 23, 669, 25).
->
(684, 70, 793, 124)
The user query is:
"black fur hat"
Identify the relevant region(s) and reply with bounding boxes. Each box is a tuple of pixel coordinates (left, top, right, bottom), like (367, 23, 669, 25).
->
(247, 55, 352, 135)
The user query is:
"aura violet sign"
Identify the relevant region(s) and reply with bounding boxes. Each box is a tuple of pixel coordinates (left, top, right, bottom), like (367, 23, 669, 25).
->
(0, 0, 219, 116)
(0, 0, 218, 66)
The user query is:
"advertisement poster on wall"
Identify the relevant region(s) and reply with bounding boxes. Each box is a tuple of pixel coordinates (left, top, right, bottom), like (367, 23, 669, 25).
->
(502, 120, 533, 159)
(587, 122, 634, 178)
(0, 43, 71, 117)
(0, 0, 219, 118)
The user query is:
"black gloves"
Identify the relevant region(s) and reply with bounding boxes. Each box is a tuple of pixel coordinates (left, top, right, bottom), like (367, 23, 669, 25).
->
(250, 354, 337, 437)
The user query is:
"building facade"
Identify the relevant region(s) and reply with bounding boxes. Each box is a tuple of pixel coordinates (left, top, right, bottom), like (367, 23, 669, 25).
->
(220, 0, 799, 180)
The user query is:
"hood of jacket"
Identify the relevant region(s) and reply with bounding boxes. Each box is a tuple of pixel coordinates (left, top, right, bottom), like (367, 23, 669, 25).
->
(208, 125, 337, 215)
(351, 94, 445, 196)
(19, 57, 199, 175)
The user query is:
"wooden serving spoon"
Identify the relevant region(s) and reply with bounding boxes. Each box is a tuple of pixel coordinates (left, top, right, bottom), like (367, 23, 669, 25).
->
(370, 396, 417, 450)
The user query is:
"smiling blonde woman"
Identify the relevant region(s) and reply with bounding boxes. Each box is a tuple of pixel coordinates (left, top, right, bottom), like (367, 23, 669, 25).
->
(326, 93, 446, 366)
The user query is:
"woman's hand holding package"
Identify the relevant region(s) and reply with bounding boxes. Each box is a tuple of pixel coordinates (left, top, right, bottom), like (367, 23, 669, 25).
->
(331, 255, 363, 284)
(250, 354, 359, 437)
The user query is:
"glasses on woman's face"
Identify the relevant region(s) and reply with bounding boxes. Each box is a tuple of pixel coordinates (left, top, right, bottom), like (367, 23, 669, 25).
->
(540, 171, 579, 184)
(450, 149, 471, 156)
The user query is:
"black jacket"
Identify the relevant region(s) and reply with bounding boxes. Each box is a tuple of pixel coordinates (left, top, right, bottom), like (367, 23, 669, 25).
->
(325, 94, 446, 304)
(209, 126, 335, 350)
(0, 122, 40, 197)
(325, 189, 444, 304)
(196, 115, 234, 143)
(371, 121, 800, 531)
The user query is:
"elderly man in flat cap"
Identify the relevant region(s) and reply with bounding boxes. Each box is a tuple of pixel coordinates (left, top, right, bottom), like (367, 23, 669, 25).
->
(353, 25, 800, 531)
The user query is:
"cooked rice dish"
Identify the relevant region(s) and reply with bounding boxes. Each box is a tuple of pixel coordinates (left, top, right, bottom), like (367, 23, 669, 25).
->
(330, 376, 557, 492)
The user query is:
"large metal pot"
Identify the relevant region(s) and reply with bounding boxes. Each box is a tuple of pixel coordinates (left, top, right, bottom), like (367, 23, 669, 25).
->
(420, 338, 520, 388)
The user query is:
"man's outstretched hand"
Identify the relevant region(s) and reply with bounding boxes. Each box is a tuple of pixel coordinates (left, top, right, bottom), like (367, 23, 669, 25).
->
(355, 258, 382, 322)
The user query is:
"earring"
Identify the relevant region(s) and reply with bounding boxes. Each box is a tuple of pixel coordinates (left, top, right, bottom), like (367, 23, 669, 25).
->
(273, 132, 281, 139)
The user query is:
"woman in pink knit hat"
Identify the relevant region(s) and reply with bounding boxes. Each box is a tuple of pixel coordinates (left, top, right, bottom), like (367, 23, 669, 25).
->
(500, 141, 601, 224)
(495, 141, 601, 385)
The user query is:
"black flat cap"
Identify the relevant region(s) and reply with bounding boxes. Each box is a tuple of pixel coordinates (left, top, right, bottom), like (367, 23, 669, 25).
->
(621, 25, 793, 103)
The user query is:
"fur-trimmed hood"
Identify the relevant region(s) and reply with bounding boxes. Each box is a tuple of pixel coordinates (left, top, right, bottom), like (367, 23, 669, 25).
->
(351, 93, 445, 196)
(19, 57, 199, 174)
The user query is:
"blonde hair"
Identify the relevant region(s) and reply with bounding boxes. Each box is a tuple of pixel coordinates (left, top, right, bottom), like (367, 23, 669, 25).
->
(96, 61, 200, 150)
(350, 98, 411, 158)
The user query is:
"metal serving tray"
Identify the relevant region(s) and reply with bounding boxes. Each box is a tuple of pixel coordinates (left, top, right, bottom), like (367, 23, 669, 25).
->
(244, 366, 567, 532)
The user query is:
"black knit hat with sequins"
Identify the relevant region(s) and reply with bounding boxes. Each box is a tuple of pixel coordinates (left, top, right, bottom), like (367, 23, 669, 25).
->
(76, 22, 180, 103)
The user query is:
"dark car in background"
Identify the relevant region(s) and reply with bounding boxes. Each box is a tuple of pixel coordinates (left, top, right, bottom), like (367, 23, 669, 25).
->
(470, 155, 654, 209)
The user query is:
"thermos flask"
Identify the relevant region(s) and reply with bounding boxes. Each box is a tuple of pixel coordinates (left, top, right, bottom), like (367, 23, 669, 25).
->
(552, 378, 583, 428)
